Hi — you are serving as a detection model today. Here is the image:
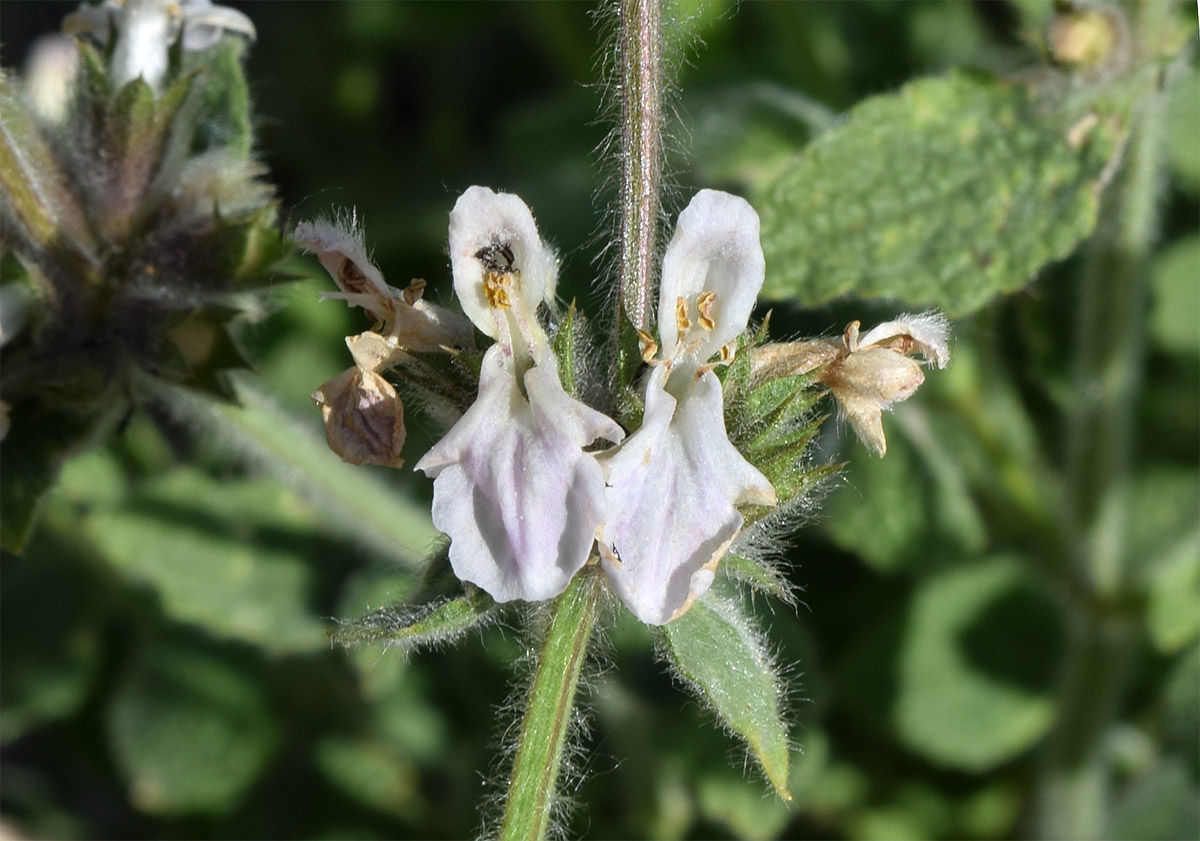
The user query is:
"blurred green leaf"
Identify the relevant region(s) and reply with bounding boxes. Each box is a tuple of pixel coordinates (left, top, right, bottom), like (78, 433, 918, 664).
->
(696, 766, 793, 841)
(1150, 234, 1200, 356)
(106, 638, 278, 815)
(84, 467, 328, 654)
(1167, 64, 1200, 194)
(153, 374, 440, 569)
(824, 405, 987, 571)
(660, 589, 791, 798)
(0, 548, 104, 743)
(759, 70, 1127, 315)
(1146, 528, 1200, 653)
(1109, 757, 1200, 841)
(315, 736, 422, 821)
(893, 557, 1061, 770)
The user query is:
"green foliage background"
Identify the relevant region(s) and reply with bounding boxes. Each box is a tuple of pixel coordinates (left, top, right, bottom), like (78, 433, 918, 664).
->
(2, 1, 1197, 839)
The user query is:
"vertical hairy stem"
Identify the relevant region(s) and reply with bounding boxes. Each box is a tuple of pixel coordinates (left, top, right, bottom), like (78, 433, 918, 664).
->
(617, 0, 663, 333)
(1037, 4, 1170, 838)
(498, 569, 603, 841)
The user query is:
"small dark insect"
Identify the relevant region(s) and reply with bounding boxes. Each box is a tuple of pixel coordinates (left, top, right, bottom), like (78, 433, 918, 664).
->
(475, 240, 516, 275)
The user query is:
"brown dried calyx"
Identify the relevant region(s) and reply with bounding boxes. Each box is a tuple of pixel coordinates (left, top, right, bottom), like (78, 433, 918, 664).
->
(750, 312, 950, 457)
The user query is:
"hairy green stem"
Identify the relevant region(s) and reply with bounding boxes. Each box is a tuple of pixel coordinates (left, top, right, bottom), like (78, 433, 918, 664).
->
(617, 0, 663, 333)
(499, 569, 602, 841)
(1037, 4, 1170, 837)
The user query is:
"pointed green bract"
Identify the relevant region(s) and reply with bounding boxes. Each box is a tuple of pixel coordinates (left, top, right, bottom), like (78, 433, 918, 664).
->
(758, 70, 1129, 315)
(660, 589, 791, 799)
(331, 587, 496, 651)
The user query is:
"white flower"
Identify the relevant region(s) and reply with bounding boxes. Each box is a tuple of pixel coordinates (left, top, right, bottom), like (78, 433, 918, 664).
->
(598, 190, 776, 625)
(64, 0, 256, 90)
(415, 187, 623, 603)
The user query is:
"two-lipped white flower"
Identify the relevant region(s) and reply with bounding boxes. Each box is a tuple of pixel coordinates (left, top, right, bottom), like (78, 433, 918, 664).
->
(597, 190, 777, 625)
(415, 187, 625, 603)
(64, 0, 256, 90)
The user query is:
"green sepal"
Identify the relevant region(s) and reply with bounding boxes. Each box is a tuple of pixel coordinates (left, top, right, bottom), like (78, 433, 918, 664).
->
(106, 71, 200, 238)
(186, 39, 252, 157)
(331, 579, 497, 651)
(659, 585, 792, 799)
(758, 69, 1130, 315)
(0, 78, 96, 263)
(550, 300, 580, 394)
(720, 552, 795, 604)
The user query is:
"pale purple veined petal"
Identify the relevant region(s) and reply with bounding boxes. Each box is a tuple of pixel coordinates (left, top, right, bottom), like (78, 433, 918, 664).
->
(598, 365, 775, 625)
(415, 346, 622, 603)
(448, 186, 558, 339)
(658, 190, 765, 363)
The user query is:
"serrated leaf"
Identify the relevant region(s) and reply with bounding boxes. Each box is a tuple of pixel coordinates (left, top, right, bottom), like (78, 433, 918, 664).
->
(660, 590, 791, 798)
(332, 586, 496, 650)
(758, 70, 1127, 315)
(106, 639, 278, 815)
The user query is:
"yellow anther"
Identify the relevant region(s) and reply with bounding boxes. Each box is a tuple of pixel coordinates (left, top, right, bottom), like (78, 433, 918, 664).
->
(675, 296, 690, 333)
(636, 329, 658, 363)
(696, 290, 716, 331)
(483, 270, 513, 309)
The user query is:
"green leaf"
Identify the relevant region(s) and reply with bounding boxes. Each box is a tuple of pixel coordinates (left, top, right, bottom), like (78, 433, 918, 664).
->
(148, 374, 440, 570)
(1146, 528, 1200, 653)
(660, 589, 791, 799)
(106, 638, 278, 815)
(0, 548, 104, 743)
(842, 557, 1063, 771)
(1109, 757, 1200, 841)
(331, 585, 496, 651)
(758, 70, 1127, 315)
(1167, 64, 1200, 194)
(696, 766, 793, 841)
(314, 736, 423, 822)
(1150, 234, 1200, 356)
(824, 405, 987, 571)
(82, 467, 329, 654)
